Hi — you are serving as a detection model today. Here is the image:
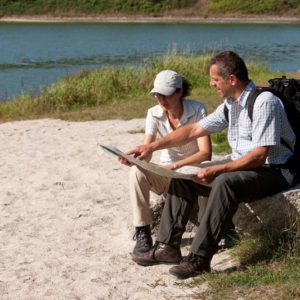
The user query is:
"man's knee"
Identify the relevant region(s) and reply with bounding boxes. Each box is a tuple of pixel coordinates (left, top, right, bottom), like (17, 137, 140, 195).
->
(212, 172, 238, 189)
(168, 179, 193, 197)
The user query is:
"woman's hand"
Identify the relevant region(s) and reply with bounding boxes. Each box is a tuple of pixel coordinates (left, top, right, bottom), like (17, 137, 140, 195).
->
(163, 163, 178, 170)
(118, 156, 132, 166)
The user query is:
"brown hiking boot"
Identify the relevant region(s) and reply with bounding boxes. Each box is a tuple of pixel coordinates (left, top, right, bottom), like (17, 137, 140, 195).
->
(132, 225, 153, 255)
(169, 253, 211, 279)
(132, 242, 182, 266)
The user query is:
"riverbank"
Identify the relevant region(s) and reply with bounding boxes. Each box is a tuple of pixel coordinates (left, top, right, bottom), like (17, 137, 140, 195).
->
(1, 15, 300, 24)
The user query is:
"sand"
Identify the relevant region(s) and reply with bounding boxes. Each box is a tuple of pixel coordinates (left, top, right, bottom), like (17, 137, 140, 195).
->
(0, 118, 237, 300)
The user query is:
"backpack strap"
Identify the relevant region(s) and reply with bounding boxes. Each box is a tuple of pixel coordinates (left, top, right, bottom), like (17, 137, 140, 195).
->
(247, 87, 273, 121)
(223, 87, 272, 122)
(249, 87, 294, 153)
(224, 104, 229, 122)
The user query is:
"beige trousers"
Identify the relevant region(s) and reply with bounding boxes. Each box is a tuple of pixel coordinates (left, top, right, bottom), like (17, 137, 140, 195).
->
(129, 166, 170, 227)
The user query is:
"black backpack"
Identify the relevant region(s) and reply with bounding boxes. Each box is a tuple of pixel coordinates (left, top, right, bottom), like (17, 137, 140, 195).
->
(224, 76, 300, 182)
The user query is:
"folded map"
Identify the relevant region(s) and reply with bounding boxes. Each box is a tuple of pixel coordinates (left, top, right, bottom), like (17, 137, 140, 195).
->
(99, 144, 231, 183)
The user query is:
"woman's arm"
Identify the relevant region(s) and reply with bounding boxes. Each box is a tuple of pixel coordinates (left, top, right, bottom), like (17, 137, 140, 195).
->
(164, 135, 212, 169)
(127, 123, 210, 160)
(143, 135, 155, 162)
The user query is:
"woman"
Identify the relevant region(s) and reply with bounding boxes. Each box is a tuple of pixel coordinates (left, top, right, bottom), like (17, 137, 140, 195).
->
(123, 70, 212, 255)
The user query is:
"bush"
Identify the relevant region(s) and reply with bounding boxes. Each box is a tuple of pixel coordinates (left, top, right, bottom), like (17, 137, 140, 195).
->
(0, 0, 198, 15)
(208, 0, 299, 14)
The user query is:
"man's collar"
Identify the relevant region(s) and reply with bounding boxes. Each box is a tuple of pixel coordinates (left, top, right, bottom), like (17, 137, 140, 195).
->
(226, 81, 255, 107)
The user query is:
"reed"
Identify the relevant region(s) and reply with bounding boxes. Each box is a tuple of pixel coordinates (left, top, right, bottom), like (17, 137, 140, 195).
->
(0, 52, 285, 122)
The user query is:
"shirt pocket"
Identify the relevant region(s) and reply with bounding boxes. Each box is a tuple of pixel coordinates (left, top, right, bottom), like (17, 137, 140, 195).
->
(239, 121, 252, 141)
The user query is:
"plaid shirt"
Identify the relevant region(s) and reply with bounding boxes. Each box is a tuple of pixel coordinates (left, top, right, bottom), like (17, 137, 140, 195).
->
(199, 81, 296, 183)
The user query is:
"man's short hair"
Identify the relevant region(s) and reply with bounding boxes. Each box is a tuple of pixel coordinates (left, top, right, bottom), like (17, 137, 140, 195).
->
(210, 51, 249, 83)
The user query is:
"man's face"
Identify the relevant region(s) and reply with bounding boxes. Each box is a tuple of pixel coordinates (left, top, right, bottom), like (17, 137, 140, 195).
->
(209, 64, 232, 99)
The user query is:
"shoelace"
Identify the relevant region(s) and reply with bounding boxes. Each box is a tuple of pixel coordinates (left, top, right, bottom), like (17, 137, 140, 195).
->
(132, 228, 149, 241)
(182, 253, 203, 264)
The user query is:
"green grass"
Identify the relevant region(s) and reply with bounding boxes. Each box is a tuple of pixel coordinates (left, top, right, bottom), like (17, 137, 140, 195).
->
(207, 0, 300, 14)
(0, 0, 197, 15)
(199, 259, 300, 300)
(191, 223, 300, 300)
(0, 52, 283, 123)
(211, 131, 231, 154)
(0, 0, 298, 16)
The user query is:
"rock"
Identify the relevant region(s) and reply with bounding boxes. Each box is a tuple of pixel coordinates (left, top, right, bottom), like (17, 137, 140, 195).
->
(150, 192, 166, 233)
(233, 183, 300, 235)
(150, 183, 300, 236)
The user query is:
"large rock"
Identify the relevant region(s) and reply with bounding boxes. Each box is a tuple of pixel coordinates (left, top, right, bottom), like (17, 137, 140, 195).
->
(150, 183, 300, 236)
(233, 183, 300, 235)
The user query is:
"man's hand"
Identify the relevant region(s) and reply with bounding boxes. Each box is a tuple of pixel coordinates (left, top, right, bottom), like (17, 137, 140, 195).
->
(192, 165, 223, 184)
(118, 144, 153, 167)
(126, 144, 153, 160)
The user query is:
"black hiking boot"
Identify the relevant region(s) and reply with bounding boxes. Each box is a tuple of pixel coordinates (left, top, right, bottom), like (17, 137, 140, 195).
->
(132, 225, 153, 255)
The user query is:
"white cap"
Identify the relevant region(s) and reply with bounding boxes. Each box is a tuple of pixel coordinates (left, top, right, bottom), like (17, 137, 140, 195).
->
(150, 70, 182, 96)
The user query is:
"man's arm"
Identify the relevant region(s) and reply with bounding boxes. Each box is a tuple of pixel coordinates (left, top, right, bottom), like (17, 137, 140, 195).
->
(193, 146, 270, 184)
(119, 134, 155, 166)
(127, 123, 211, 160)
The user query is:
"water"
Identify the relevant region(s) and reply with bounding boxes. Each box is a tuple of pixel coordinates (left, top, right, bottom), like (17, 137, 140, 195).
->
(0, 22, 300, 100)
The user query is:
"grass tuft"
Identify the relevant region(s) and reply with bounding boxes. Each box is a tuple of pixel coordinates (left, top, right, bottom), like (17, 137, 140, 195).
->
(207, 0, 299, 14)
(0, 51, 282, 124)
(191, 219, 300, 300)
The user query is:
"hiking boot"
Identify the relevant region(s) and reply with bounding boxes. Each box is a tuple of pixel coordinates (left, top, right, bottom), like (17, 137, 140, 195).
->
(132, 242, 182, 266)
(169, 253, 211, 279)
(132, 225, 153, 255)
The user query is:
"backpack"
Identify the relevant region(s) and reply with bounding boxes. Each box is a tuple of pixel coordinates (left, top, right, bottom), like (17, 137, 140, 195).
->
(224, 76, 300, 182)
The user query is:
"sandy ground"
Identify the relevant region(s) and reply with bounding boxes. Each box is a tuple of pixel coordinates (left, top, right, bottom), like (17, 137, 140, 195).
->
(0, 118, 237, 300)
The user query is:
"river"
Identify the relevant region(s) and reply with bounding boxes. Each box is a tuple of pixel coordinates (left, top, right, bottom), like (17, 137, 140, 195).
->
(0, 22, 299, 100)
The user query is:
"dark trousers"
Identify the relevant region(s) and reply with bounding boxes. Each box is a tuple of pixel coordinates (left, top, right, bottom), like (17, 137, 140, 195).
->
(156, 167, 290, 259)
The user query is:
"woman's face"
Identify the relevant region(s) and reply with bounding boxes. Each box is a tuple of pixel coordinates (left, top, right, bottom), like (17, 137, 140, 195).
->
(153, 90, 182, 111)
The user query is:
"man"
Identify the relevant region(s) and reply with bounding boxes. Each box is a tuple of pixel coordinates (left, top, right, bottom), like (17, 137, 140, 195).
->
(127, 51, 296, 279)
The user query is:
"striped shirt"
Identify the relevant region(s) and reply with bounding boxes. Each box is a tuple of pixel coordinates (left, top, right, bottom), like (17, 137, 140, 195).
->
(199, 81, 296, 183)
(146, 99, 207, 164)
